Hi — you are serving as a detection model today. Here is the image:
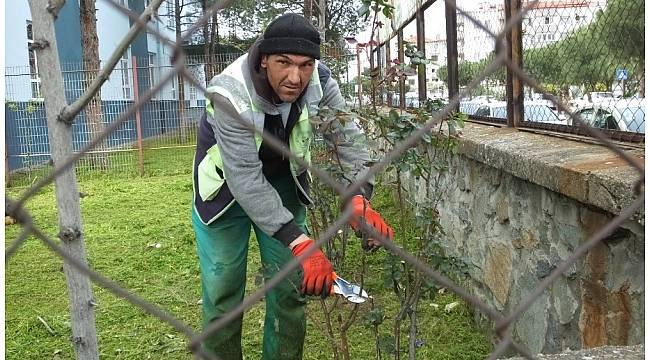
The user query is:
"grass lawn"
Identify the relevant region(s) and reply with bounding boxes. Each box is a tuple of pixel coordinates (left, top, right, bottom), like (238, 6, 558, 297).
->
(5, 147, 491, 359)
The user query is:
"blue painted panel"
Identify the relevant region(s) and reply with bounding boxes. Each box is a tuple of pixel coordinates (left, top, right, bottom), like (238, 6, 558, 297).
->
(6, 100, 201, 171)
(55, 1, 82, 64)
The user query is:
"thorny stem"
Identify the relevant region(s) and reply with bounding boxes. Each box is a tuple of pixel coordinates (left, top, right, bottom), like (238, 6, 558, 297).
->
(319, 299, 341, 360)
(396, 169, 407, 250)
(407, 285, 422, 360)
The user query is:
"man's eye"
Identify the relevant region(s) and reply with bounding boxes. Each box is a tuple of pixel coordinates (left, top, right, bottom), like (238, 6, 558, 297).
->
(279, 60, 289, 65)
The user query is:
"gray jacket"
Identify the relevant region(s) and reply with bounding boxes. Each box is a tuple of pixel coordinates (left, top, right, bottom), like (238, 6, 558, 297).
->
(200, 39, 373, 244)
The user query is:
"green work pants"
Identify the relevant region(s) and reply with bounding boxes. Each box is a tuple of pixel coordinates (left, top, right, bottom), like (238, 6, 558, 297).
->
(192, 175, 307, 360)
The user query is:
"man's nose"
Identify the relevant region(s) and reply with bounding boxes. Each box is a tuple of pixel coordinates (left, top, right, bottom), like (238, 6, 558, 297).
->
(286, 66, 301, 84)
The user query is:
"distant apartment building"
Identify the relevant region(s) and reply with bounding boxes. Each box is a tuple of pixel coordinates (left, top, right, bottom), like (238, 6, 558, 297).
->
(457, 0, 608, 61)
(463, 1, 505, 62)
(522, 0, 608, 48)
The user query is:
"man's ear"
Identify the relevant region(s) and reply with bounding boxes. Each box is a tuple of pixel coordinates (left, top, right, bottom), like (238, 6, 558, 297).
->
(260, 55, 268, 69)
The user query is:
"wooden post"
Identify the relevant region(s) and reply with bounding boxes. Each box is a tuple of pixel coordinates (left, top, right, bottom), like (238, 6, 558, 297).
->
(27, 1, 99, 358)
(131, 56, 145, 176)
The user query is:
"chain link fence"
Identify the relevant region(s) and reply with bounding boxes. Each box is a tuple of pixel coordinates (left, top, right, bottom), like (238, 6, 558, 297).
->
(5, 49, 355, 187)
(5, 0, 645, 360)
(442, 0, 645, 142)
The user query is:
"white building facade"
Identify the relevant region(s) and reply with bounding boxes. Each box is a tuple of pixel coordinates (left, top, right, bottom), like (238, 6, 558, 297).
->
(5, 0, 178, 102)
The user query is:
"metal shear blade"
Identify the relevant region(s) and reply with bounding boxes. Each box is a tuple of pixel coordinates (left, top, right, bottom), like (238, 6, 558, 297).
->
(332, 276, 368, 303)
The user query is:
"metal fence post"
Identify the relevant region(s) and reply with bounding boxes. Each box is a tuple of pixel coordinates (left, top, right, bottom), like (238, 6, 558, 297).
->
(131, 56, 145, 177)
(356, 45, 363, 107)
(398, 30, 406, 110)
(386, 41, 392, 106)
(445, 0, 460, 112)
(5, 142, 10, 187)
(505, 0, 524, 127)
(416, 8, 427, 102)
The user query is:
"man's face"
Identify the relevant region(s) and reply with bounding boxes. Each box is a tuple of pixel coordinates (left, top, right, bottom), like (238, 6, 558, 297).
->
(261, 54, 315, 103)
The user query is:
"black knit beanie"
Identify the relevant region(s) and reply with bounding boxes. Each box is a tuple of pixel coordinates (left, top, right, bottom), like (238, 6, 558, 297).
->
(259, 14, 321, 59)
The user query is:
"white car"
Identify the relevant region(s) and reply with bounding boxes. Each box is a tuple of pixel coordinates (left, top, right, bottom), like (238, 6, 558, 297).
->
(459, 97, 493, 116)
(585, 91, 616, 103)
(473, 101, 567, 125)
(573, 98, 645, 133)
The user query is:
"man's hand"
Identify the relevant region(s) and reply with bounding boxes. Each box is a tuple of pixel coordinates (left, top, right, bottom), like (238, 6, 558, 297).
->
(291, 238, 334, 297)
(348, 195, 394, 250)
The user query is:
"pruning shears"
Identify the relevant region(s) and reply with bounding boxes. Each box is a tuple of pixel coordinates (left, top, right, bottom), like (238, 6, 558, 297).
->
(331, 272, 369, 303)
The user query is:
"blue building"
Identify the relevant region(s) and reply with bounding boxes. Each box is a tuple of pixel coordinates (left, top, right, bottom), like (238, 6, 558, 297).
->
(4, 0, 200, 173)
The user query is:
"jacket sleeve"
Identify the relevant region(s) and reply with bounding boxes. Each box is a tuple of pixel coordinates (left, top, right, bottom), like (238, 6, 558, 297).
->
(207, 92, 305, 245)
(317, 67, 375, 200)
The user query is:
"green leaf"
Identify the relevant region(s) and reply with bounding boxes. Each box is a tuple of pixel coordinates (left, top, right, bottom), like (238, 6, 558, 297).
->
(389, 109, 400, 122)
(357, 3, 370, 17)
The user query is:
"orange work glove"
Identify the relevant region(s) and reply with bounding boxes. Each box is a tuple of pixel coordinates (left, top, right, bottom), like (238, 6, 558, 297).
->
(291, 239, 334, 297)
(348, 195, 394, 249)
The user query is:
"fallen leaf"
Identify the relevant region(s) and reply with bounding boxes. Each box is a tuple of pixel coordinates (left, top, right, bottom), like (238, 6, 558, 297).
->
(444, 301, 459, 312)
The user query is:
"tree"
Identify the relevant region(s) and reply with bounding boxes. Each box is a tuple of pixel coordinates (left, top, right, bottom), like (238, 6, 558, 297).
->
(28, 1, 100, 359)
(525, 0, 644, 95)
(173, 0, 190, 142)
(599, 0, 644, 95)
(188, 0, 364, 49)
(436, 61, 478, 88)
(80, 0, 109, 169)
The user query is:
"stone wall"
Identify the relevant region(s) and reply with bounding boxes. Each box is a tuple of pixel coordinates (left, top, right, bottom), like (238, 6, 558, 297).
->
(399, 122, 644, 354)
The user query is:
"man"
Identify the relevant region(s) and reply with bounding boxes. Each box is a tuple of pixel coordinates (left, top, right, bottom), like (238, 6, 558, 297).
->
(191, 13, 394, 359)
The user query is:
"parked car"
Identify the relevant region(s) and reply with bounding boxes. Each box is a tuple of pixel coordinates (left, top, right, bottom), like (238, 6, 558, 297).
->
(585, 91, 616, 103)
(572, 98, 645, 133)
(473, 101, 567, 125)
(459, 98, 490, 116)
(568, 92, 617, 112)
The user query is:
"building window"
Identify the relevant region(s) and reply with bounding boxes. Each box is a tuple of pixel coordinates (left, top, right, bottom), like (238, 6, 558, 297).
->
(544, 17, 550, 24)
(189, 83, 197, 101)
(26, 21, 41, 99)
(166, 0, 175, 30)
(121, 53, 132, 99)
(148, 52, 156, 99)
(170, 56, 176, 98)
(148, 53, 156, 85)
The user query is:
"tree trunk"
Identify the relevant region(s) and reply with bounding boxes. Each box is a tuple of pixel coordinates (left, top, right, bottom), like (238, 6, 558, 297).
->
(209, 10, 219, 76)
(175, 0, 188, 142)
(317, 0, 326, 42)
(638, 64, 645, 98)
(80, 0, 109, 169)
(304, 0, 313, 20)
(28, 1, 99, 359)
(202, 0, 210, 81)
